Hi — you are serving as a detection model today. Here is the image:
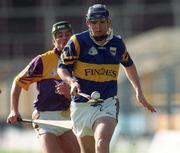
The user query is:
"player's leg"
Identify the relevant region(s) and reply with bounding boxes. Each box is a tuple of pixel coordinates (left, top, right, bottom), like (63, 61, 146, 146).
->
(39, 133, 64, 153)
(93, 116, 117, 153)
(77, 135, 95, 153)
(32, 110, 71, 153)
(58, 130, 80, 153)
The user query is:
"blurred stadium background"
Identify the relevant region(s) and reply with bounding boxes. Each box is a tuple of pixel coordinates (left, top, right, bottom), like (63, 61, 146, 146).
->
(0, 0, 180, 153)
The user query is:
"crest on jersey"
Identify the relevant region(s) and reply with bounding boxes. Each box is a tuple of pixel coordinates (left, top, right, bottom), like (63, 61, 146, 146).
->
(88, 47, 98, 55)
(110, 47, 117, 56)
(50, 68, 57, 76)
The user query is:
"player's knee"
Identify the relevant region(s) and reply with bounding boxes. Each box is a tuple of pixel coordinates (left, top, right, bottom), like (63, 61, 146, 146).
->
(96, 138, 109, 151)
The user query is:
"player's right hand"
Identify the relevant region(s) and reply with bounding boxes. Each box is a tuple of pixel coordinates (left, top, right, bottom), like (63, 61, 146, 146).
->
(70, 80, 81, 96)
(55, 82, 71, 99)
(7, 111, 21, 124)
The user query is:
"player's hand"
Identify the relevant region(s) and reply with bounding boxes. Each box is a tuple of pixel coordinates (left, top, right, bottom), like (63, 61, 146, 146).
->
(69, 80, 81, 96)
(7, 111, 21, 124)
(136, 93, 156, 112)
(55, 82, 71, 99)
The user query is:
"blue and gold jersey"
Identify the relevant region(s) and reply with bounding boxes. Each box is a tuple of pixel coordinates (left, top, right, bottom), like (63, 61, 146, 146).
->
(15, 49, 70, 111)
(59, 30, 133, 102)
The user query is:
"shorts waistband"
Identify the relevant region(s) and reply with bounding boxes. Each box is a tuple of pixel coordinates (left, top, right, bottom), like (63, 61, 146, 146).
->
(71, 97, 115, 107)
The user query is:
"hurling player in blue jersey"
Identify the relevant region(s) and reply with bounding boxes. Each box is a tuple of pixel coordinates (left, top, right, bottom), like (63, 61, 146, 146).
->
(57, 4, 156, 153)
(7, 21, 80, 153)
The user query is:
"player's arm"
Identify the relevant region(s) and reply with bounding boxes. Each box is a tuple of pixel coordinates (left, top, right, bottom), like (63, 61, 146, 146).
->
(120, 40, 156, 112)
(123, 64, 142, 94)
(57, 36, 80, 95)
(123, 64, 156, 112)
(7, 79, 22, 124)
(7, 56, 43, 124)
(57, 68, 80, 96)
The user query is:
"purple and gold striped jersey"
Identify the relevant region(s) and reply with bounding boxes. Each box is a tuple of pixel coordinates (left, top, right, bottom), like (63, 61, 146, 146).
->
(59, 31, 133, 103)
(15, 49, 70, 111)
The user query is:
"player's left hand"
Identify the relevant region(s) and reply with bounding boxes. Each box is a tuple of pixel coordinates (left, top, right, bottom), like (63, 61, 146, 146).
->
(136, 93, 156, 112)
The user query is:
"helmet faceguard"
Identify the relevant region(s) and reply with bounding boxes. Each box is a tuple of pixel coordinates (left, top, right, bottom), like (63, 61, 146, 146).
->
(86, 4, 112, 43)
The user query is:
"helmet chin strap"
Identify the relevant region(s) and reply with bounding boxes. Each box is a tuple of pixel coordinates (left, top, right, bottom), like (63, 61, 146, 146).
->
(89, 27, 113, 45)
(93, 35, 108, 41)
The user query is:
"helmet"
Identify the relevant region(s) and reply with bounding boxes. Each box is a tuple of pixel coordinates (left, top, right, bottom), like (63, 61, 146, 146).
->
(51, 21, 72, 35)
(86, 4, 109, 21)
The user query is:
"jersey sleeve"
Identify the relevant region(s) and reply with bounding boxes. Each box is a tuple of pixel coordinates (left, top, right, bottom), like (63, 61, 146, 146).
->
(58, 35, 79, 73)
(120, 40, 134, 67)
(15, 55, 43, 90)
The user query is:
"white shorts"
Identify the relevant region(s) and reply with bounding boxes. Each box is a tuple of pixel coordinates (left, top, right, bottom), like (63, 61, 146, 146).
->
(32, 109, 71, 136)
(70, 97, 120, 137)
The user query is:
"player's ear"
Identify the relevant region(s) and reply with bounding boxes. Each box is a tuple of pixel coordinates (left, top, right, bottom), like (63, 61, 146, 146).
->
(86, 20, 90, 28)
(107, 19, 112, 29)
(108, 19, 111, 25)
(52, 37, 55, 45)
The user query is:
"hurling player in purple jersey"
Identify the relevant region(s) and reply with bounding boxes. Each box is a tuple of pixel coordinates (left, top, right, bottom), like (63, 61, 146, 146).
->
(57, 4, 156, 153)
(7, 21, 80, 153)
